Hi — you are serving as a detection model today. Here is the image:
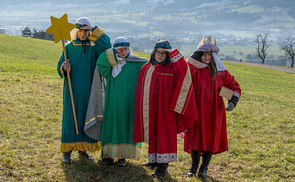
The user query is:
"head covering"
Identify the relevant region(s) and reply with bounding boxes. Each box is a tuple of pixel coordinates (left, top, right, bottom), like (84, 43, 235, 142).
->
(197, 44, 219, 54)
(112, 36, 138, 78)
(192, 36, 227, 71)
(70, 17, 92, 41)
(113, 37, 130, 48)
(150, 40, 172, 66)
(154, 40, 172, 49)
(113, 37, 133, 58)
(76, 17, 92, 28)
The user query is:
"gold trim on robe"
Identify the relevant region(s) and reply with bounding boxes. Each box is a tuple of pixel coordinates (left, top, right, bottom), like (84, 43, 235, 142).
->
(85, 115, 103, 125)
(142, 65, 155, 144)
(174, 63, 192, 114)
(88, 27, 105, 43)
(60, 142, 101, 153)
(72, 42, 91, 46)
(60, 64, 65, 79)
(106, 48, 117, 66)
(102, 143, 141, 159)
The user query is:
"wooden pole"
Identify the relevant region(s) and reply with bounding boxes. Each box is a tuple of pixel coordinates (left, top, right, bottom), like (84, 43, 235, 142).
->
(62, 39, 79, 134)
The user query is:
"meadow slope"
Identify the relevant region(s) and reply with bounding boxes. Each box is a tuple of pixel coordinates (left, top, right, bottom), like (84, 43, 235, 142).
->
(0, 34, 294, 181)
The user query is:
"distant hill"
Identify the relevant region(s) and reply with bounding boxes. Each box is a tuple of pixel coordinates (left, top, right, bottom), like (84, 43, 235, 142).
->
(1, 0, 295, 39)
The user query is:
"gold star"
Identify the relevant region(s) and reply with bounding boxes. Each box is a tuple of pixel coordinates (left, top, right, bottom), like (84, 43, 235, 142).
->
(46, 14, 76, 44)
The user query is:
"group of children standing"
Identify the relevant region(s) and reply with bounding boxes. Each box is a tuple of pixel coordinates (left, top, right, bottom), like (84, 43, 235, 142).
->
(57, 17, 241, 179)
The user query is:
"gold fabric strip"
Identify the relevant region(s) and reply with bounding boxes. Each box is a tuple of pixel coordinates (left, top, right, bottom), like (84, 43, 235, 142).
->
(102, 143, 141, 159)
(72, 42, 91, 46)
(85, 115, 103, 125)
(60, 142, 101, 153)
(60, 64, 65, 79)
(174, 63, 192, 114)
(158, 73, 173, 76)
(60, 63, 71, 79)
(106, 48, 117, 66)
(142, 65, 155, 144)
(88, 27, 105, 43)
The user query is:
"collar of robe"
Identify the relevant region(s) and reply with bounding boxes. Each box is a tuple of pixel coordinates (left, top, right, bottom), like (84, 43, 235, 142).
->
(75, 37, 90, 53)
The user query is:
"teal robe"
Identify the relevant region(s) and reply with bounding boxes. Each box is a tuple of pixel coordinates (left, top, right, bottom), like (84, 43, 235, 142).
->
(57, 28, 111, 153)
(97, 48, 147, 159)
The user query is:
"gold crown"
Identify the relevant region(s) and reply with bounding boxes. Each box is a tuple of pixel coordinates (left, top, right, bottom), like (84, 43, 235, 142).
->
(198, 36, 216, 46)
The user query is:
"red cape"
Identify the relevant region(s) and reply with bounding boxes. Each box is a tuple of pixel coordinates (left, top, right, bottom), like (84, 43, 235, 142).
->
(184, 62, 241, 154)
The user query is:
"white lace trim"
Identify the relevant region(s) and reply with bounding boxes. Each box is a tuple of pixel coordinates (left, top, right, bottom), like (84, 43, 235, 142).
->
(149, 152, 177, 163)
(171, 52, 183, 63)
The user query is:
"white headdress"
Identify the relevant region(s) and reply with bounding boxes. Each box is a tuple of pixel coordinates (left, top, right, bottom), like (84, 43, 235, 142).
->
(112, 37, 139, 78)
(70, 17, 92, 41)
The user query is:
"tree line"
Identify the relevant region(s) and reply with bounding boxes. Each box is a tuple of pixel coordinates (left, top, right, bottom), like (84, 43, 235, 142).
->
(22, 26, 54, 41)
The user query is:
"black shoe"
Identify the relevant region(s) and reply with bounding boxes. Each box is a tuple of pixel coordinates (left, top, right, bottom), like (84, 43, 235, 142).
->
(151, 163, 168, 178)
(142, 162, 158, 169)
(187, 165, 197, 177)
(198, 165, 208, 177)
(62, 151, 72, 163)
(117, 158, 126, 167)
(78, 151, 94, 160)
(97, 158, 114, 165)
(197, 151, 212, 177)
(187, 150, 201, 177)
(151, 170, 166, 178)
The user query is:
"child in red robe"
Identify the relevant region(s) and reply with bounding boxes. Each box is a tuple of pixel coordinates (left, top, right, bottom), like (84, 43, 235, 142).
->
(133, 40, 198, 178)
(185, 36, 241, 177)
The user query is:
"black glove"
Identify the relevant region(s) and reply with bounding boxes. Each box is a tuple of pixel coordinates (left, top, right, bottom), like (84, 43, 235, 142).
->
(190, 50, 203, 61)
(226, 96, 239, 111)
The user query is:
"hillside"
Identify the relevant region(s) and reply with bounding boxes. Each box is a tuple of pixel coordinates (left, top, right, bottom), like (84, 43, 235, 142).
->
(0, 34, 295, 181)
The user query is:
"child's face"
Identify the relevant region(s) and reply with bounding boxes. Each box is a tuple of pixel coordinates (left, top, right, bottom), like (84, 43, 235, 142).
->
(116, 47, 129, 58)
(154, 48, 167, 63)
(201, 53, 212, 64)
(77, 29, 90, 41)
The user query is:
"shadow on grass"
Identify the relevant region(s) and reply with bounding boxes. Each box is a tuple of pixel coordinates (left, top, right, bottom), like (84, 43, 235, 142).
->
(61, 158, 178, 182)
(199, 175, 221, 182)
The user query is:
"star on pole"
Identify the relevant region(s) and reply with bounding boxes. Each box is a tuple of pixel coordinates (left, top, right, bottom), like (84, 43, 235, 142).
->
(46, 14, 79, 134)
(46, 14, 76, 43)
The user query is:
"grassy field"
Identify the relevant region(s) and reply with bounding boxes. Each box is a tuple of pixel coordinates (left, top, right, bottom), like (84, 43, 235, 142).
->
(0, 34, 295, 181)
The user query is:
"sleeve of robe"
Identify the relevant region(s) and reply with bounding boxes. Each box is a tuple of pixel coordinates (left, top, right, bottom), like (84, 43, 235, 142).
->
(88, 26, 112, 56)
(57, 44, 70, 79)
(96, 48, 117, 77)
(221, 70, 241, 98)
(168, 49, 199, 133)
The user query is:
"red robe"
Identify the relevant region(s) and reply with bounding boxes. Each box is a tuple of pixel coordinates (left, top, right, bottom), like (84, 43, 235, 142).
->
(184, 60, 241, 154)
(133, 49, 198, 163)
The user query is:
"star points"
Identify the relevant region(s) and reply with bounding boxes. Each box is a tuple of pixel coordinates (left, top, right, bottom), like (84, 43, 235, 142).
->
(46, 14, 76, 43)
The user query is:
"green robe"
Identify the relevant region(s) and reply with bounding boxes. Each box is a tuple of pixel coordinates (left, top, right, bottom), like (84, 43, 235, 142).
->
(97, 48, 147, 159)
(57, 29, 111, 153)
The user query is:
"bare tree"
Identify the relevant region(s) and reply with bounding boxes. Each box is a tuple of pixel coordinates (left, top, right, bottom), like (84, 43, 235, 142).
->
(255, 33, 270, 64)
(280, 35, 295, 68)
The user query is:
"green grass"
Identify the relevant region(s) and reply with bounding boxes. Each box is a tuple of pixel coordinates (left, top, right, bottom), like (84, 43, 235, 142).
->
(0, 34, 295, 181)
